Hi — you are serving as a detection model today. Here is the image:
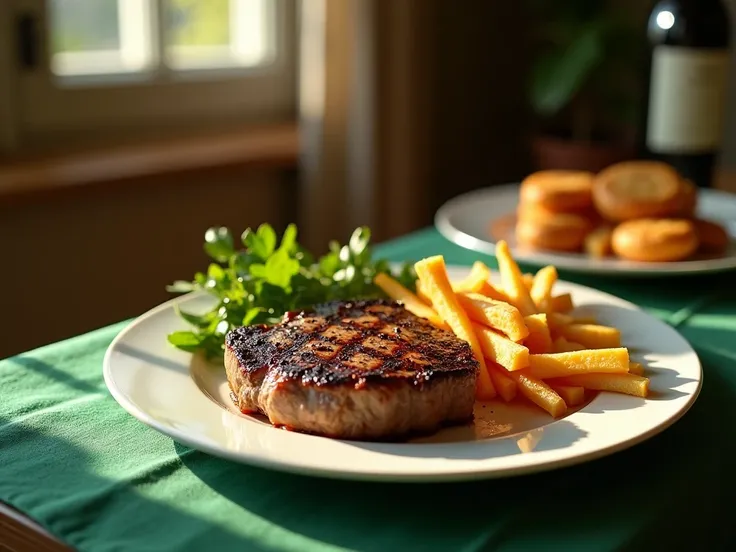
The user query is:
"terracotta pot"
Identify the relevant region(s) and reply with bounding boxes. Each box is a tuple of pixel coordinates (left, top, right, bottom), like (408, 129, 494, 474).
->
(532, 134, 636, 173)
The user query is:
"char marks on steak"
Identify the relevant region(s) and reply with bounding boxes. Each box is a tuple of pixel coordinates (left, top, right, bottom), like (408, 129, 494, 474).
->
(224, 299, 479, 440)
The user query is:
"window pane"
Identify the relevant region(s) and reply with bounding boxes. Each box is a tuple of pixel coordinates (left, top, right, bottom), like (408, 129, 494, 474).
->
(50, 0, 120, 53)
(164, 0, 270, 70)
(167, 0, 230, 47)
(48, 0, 153, 77)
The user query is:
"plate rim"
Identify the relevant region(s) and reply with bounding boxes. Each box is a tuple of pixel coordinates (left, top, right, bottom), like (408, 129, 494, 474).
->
(103, 267, 703, 482)
(435, 183, 736, 276)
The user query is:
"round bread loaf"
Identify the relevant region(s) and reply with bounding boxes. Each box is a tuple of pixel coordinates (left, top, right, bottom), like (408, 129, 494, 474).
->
(611, 218, 699, 262)
(693, 219, 729, 255)
(675, 179, 697, 218)
(515, 211, 592, 252)
(520, 170, 594, 212)
(592, 161, 683, 221)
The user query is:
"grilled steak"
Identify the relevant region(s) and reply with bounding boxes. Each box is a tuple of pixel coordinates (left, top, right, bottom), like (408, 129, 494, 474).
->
(224, 299, 479, 440)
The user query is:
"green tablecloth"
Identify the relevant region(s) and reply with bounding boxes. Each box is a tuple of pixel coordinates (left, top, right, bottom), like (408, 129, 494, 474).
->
(2, 228, 736, 551)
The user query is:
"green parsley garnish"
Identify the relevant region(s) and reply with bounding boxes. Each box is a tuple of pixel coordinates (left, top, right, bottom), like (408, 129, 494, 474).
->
(166, 223, 416, 359)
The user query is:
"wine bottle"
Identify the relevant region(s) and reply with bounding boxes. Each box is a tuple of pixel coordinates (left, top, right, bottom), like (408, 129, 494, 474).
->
(640, 0, 731, 188)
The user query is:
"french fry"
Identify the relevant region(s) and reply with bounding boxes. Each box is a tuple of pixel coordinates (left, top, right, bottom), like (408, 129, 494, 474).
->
(628, 361, 644, 376)
(547, 373, 650, 398)
(434, 262, 508, 302)
(549, 312, 574, 327)
(452, 261, 493, 294)
(475, 280, 511, 303)
(530, 265, 558, 310)
(496, 240, 538, 316)
(414, 256, 496, 399)
(407, 228, 661, 417)
(571, 315, 597, 325)
(523, 313, 552, 353)
(559, 323, 621, 349)
(374, 273, 448, 329)
(421, 273, 507, 307)
(522, 273, 534, 290)
(526, 348, 629, 379)
(474, 323, 530, 371)
(488, 363, 517, 402)
(552, 337, 586, 353)
(508, 371, 567, 417)
(549, 385, 586, 407)
(414, 241, 650, 409)
(549, 293, 574, 313)
(548, 312, 574, 338)
(415, 279, 432, 305)
(457, 292, 529, 341)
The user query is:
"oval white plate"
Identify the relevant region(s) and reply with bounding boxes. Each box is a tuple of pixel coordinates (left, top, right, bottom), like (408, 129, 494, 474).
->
(435, 183, 736, 276)
(103, 266, 701, 482)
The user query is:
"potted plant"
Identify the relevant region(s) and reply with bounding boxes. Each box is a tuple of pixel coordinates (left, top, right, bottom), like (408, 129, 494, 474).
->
(528, 0, 645, 172)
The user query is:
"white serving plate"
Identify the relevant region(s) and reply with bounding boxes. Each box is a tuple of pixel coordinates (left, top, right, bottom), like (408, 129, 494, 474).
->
(104, 266, 702, 482)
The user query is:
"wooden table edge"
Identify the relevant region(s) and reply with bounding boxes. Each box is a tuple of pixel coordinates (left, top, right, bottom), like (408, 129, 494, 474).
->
(0, 501, 71, 551)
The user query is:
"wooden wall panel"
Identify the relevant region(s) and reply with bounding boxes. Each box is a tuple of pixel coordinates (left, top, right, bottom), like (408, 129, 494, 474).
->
(0, 170, 294, 359)
(430, 0, 533, 214)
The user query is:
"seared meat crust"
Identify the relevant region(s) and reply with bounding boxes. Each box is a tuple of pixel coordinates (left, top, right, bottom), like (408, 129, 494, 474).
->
(224, 299, 478, 440)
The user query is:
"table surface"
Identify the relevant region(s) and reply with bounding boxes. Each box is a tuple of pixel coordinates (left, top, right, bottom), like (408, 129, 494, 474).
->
(2, 228, 736, 552)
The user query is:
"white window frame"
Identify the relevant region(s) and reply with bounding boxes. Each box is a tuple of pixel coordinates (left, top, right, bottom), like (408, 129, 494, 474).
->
(1, 0, 296, 152)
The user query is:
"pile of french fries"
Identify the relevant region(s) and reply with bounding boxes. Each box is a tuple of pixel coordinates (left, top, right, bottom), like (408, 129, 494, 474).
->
(374, 240, 649, 417)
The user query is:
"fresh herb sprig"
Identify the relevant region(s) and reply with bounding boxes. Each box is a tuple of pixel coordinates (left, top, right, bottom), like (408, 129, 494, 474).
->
(166, 224, 415, 359)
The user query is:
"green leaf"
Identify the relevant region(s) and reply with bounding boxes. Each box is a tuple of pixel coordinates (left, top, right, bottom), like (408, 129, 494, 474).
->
(257, 282, 289, 310)
(529, 23, 605, 116)
(243, 307, 263, 325)
(241, 228, 256, 249)
(295, 246, 315, 268)
(167, 331, 202, 352)
(263, 249, 300, 288)
(248, 263, 268, 280)
(257, 224, 277, 256)
(278, 223, 298, 254)
(214, 320, 230, 335)
(204, 227, 234, 262)
(242, 224, 277, 260)
(166, 280, 195, 293)
(344, 265, 356, 283)
(319, 252, 341, 277)
(207, 263, 226, 282)
(242, 229, 265, 261)
(167, 224, 407, 357)
(230, 251, 259, 277)
(373, 259, 390, 274)
(349, 227, 370, 256)
(289, 273, 326, 309)
(175, 307, 212, 328)
(397, 263, 417, 290)
(333, 265, 356, 283)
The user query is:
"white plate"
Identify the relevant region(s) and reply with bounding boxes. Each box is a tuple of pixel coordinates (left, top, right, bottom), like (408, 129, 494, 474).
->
(435, 183, 736, 276)
(103, 266, 702, 482)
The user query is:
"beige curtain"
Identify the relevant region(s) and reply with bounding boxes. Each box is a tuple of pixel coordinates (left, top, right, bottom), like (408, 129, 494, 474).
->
(297, 0, 436, 251)
(297, 0, 532, 252)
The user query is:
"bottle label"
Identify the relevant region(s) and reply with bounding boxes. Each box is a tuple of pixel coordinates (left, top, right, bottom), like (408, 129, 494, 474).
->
(646, 45, 730, 154)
